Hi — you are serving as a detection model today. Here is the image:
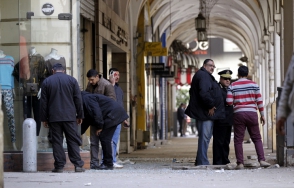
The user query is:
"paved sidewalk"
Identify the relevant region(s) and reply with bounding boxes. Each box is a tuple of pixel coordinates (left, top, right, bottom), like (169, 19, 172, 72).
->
(5, 136, 294, 188)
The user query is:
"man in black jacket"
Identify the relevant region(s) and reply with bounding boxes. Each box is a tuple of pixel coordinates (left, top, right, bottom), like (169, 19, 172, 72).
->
(81, 91, 129, 170)
(185, 59, 225, 166)
(213, 70, 234, 165)
(177, 103, 185, 136)
(40, 63, 85, 173)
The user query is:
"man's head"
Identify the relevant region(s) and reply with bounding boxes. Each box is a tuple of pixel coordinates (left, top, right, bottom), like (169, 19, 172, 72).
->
(52, 63, 65, 74)
(180, 103, 186, 108)
(238, 65, 248, 78)
(109, 68, 120, 83)
(218, 69, 232, 87)
(202, 59, 215, 74)
(86, 69, 100, 85)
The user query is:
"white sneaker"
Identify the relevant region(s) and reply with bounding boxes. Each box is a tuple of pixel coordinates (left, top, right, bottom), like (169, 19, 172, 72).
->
(113, 163, 123, 169)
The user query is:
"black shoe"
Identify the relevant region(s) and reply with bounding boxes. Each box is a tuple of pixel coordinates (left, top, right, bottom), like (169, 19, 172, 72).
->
(96, 164, 113, 170)
(90, 165, 98, 170)
(75, 166, 85, 172)
(52, 168, 63, 173)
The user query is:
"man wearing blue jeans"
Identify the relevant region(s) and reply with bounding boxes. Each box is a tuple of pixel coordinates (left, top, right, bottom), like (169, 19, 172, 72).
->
(185, 59, 225, 165)
(109, 68, 126, 168)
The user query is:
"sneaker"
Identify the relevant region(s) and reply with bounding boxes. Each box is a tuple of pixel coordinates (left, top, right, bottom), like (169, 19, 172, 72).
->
(113, 163, 123, 169)
(75, 166, 85, 172)
(226, 163, 237, 170)
(259, 161, 271, 167)
(52, 168, 63, 173)
(235, 163, 244, 170)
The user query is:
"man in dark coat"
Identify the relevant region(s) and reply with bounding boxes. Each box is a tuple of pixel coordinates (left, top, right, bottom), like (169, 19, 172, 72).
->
(40, 63, 85, 173)
(85, 69, 116, 169)
(177, 103, 185, 137)
(81, 91, 129, 170)
(213, 70, 234, 165)
(185, 59, 225, 166)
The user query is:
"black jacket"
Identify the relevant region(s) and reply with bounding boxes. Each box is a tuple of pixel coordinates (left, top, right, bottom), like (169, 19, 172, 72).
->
(40, 72, 84, 122)
(177, 106, 185, 120)
(214, 83, 234, 126)
(81, 91, 129, 134)
(185, 67, 225, 121)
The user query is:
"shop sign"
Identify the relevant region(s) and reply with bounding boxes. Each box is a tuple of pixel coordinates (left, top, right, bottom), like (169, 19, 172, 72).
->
(145, 47, 167, 56)
(42, 3, 54, 16)
(154, 70, 174, 78)
(102, 13, 128, 47)
(145, 42, 162, 51)
(145, 63, 165, 70)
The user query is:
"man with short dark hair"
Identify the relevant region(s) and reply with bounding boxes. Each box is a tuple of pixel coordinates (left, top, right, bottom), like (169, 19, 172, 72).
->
(81, 91, 129, 170)
(177, 103, 185, 137)
(83, 69, 116, 170)
(185, 59, 225, 165)
(107, 68, 125, 168)
(40, 63, 85, 173)
(213, 70, 233, 165)
(85, 69, 116, 100)
(227, 65, 270, 169)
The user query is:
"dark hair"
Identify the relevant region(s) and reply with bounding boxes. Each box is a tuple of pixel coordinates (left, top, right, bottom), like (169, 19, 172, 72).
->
(203, 59, 213, 65)
(86, 69, 99, 77)
(238, 66, 248, 77)
(109, 68, 119, 75)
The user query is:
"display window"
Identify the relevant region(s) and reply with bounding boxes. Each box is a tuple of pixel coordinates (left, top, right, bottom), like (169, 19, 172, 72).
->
(0, 0, 73, 151)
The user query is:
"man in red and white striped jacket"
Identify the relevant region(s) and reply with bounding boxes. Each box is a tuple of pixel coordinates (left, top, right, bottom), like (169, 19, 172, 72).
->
(226, 65, 270, 169)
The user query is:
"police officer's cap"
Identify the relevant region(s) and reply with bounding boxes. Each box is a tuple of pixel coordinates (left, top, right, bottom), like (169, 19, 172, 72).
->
(218, 69, 233, 78)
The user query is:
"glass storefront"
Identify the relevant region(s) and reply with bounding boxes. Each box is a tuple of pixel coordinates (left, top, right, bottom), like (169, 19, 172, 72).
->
(0, 0, 74, 151)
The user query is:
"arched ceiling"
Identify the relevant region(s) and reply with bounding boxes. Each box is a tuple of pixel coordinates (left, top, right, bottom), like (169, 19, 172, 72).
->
(145, 0, 274, 68)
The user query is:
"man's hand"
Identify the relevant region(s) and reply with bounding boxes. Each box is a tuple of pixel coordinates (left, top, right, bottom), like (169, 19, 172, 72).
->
(42, 121, 49, 128)
(208, 107, 216, 116)
(77, 118, 83, 125)
(109, 74, 115, 86)
(123, 120, 130, 128)
(277, 117, 286, 135)
(96, 129, 102, 136)
(260, 116, 266, 126)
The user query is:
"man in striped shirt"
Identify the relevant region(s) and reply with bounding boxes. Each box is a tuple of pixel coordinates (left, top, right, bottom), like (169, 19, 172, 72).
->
(226, 66, 270, 169)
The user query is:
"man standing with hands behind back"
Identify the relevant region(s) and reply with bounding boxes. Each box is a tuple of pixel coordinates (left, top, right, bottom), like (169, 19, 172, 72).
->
(40, 63, 85, 173)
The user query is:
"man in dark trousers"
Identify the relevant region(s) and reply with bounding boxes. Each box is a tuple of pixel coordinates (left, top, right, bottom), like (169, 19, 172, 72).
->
(40, 63, 85, 173)
(81, 91, 129, 170)
(213, 70, 234, 165)
(177, 103, 185, 137)
(85, 69, 116, 169)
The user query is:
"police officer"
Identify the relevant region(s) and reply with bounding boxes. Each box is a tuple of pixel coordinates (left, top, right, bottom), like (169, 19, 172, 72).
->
(213, 70, 234, 165)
